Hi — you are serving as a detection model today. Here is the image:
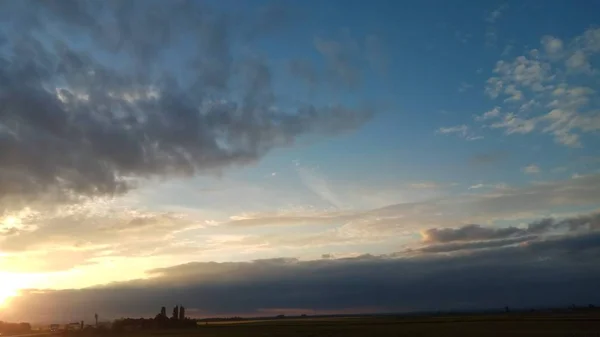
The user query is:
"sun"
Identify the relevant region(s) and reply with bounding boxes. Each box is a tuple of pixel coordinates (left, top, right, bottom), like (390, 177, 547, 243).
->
(0, 287, 18, 307)
(2, 216, 18, 227)
(0, 274, 25, 308)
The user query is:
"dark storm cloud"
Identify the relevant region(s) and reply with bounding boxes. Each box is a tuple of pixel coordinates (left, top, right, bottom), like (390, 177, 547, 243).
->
(422, 224, 525, 243)
(421, 212, 600, 244)
(418, 236, 534, 253)
(4, 229, 600, 322)
(0, 1, 375, 212)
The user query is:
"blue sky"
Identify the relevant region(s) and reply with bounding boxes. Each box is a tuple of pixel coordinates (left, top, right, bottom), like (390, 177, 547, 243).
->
(0, 0, 600, 321)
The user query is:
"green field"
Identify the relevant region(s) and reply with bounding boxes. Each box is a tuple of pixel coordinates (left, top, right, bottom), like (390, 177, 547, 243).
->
(119, 313, 600, 337)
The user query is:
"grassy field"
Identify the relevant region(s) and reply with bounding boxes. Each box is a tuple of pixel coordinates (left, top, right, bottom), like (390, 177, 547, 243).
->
(123, 313, 600, 337)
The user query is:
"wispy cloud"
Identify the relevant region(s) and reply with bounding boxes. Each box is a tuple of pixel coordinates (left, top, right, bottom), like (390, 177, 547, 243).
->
(436, 125, 483, 141)
(458, 82, 473, 93)
(485, 4, 509, 24)
(296, 164, 344, 209)
(522, 164, 541, 174)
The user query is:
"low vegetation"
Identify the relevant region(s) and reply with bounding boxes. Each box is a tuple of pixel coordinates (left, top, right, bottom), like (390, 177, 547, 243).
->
(60, 311, 600, 337)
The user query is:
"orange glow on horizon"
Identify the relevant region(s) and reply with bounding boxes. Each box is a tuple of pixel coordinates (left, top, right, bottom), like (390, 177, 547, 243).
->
(0, 285, 19, 308)
(0, 273, 31, 308)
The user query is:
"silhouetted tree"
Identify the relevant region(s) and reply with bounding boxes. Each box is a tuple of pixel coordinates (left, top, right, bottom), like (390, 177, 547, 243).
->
(172, 306, 179, 320)
(161, 307, 167, 318)
(179, 306, 185, 320)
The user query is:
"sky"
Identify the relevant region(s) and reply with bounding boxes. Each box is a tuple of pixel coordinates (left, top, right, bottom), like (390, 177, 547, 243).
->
(1, 0, 600, 323)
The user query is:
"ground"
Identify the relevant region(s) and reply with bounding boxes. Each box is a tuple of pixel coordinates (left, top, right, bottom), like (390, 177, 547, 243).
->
(117, 312, 600, 337)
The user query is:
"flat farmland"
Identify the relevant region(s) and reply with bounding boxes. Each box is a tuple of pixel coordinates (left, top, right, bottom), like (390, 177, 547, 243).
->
(120, 313, 600, 337)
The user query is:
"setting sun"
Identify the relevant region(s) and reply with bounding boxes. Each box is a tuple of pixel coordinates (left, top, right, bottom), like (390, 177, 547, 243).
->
(0, 273, 26, 308)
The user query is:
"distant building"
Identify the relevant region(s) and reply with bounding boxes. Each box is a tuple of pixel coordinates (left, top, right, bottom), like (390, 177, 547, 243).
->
(161, 307, 167, 318)
(66, 323, 81, 331)
(172, 306, 179, 320)
(179, 306, 185, 320)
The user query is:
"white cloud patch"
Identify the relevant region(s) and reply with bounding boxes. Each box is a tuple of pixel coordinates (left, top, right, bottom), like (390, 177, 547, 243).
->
(541, 35, 564, 55)
(468, 183, 507, 190)
(490, 112, 537, 134)
(523, 164, 541, 174)
(408, 182, 445, 190)
(476, 106, 501, 121)
(436, 125, 483, 141)
(566, 50, 592, 74)
(475, 27, 600, 147)
(504, 84, 523, 102)
(485, 4, 508, 24)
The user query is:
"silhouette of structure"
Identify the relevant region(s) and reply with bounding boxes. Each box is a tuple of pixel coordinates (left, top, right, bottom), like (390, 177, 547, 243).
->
(95, 313, 98, 327)
(114, 305, 195, 331)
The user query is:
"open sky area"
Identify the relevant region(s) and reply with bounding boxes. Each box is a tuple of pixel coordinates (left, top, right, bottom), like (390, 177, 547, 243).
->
(0, 0, 600, 323)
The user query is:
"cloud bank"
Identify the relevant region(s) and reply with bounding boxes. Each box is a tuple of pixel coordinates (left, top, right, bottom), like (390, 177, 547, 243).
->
(3, 214, 600, 322)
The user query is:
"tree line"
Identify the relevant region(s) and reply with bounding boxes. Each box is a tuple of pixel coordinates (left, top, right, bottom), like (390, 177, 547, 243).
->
(0, 321, 32, 335)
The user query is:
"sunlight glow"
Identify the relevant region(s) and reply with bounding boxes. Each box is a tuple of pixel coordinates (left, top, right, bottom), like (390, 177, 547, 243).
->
(2, 216, 18, 227)
(0, 274, 23, 307)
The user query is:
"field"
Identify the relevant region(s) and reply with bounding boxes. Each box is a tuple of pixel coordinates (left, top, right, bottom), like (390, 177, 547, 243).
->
(121, 312, 600, 337)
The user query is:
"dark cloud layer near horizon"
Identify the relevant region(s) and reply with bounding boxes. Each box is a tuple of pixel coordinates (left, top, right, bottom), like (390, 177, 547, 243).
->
(3, 212, 600, 323)
(422, 212, 600, 244)
(0, 0, 377, 213)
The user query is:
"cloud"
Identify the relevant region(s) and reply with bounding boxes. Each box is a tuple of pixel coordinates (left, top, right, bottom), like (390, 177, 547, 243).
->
(296, 165, 344, 209)
(365, 173, 600, 231)
(490, 113, 537, 134)
(468, 183, 508, 191)
(4, 227, 600, 322)
(314, 35, 362, 88)
(420, 212, 599, 246)
(221, 174, 600, 239)
(408, 182, 446, 190)
(541, 36, 564, 55)
(475, 107, 501, 121)
(489, 56, 553, 93)
(0, 2, 375, 214)
(458, 82, 473, 93)
(421, 224, 525, 243)
(0, 198, 205, 272)
(454, 31, 472, 44)
(503, 84, 523, 102)
(436, 125, 482, 141)
(566, 50, 592, 74)
(418, 236, 533, 253)
(522, 164, 541, 174)
(477, 27, 600, 147)
(485, 4, 508, 24)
